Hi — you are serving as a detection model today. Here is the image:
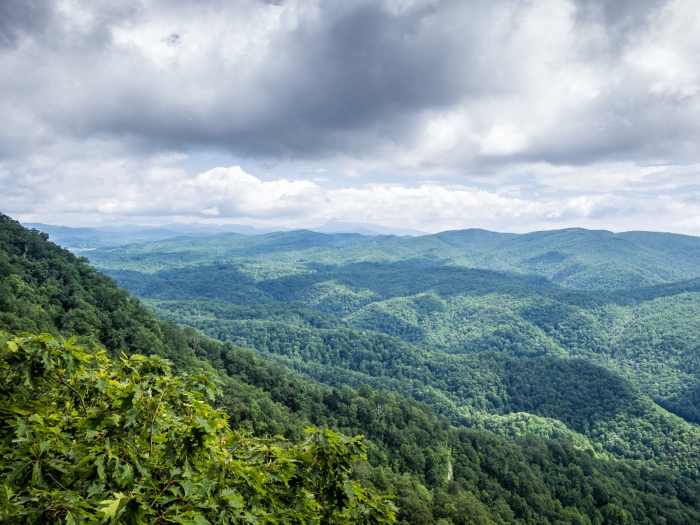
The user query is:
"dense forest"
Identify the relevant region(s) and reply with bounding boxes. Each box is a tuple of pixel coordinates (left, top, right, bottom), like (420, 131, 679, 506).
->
(4, 214, 700, 523)
(88, 227, 700, 290)
(86, 228, 700, 470)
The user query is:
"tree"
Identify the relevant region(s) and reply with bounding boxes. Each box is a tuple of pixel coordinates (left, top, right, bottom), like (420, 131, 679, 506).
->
(0, 333, 396, 524)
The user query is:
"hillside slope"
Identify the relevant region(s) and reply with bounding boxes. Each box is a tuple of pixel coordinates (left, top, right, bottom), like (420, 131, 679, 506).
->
(4, 213, 700, 523)
(84, 226, 700, 290)
(69, 227, 700, 475)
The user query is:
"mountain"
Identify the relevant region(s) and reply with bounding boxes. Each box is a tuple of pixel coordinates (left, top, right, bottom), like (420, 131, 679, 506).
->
(23, 223, 183, 251)
(4, 212, 700, 523)
(24, 220, 424, 254)
(82, 227, 700, 465)
(78, 227, 700, 443)
(84, 226, 700, 290)
(98, 258, 700, 466)
(453, 228, 700, 289)
(23, 222, 277, 252)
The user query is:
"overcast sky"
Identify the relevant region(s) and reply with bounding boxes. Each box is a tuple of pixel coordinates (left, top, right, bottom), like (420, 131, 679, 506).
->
(2, 0, 700, 233)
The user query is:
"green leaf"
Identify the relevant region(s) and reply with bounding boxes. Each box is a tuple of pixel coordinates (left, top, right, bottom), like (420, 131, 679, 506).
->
(98, 492, 126, 521)
(221, 488, 244, 509)
(31, 461, 43, 486)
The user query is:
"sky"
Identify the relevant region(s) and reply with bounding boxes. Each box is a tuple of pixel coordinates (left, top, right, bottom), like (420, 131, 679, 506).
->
(1, 0, 700, 234)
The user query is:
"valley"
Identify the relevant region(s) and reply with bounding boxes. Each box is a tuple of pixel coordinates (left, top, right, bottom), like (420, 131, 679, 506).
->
(4, 216, 700, 523)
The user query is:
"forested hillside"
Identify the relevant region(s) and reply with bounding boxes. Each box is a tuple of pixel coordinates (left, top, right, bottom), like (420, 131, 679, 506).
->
(82, 228, 700, 469)
(5, 214, 700, 523)
(87, 227, 700, 289)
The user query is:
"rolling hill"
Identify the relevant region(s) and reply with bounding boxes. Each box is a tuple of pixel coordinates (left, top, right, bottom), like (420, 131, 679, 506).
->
(8, 215, 700, 523)
(84, 226, 700, 290)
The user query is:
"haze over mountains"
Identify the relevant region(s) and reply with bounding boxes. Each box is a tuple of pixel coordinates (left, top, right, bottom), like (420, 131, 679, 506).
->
(36, 222, 700, 291)
(24, 221, 425, 251)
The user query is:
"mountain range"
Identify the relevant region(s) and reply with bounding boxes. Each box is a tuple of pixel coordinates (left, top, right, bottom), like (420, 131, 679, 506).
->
(5, 216, 700, 523)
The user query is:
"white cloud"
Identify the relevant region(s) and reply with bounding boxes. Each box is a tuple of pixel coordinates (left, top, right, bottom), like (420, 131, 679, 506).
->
(625, 0, 700, 100)
(479, 124, 528, 156)
(183, 167, 324, 218)
(6, 154, 700, 235)
(2, 0, 700, 233)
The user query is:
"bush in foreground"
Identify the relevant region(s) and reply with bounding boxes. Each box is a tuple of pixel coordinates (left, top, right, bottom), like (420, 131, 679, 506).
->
(0, 333, 396, 524)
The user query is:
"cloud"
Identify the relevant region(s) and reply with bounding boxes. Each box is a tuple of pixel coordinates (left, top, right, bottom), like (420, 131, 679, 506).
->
(0, 0, 53, 48)
(8, 158, 700, 234)
(1, 0, 699, 166)
(1, 0, 699, 232)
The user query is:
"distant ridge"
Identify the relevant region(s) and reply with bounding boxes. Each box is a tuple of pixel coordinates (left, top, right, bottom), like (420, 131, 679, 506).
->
(77, 225, 700, 290)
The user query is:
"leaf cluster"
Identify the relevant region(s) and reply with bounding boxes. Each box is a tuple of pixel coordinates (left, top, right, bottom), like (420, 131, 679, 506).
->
(0, 333, 396, 524)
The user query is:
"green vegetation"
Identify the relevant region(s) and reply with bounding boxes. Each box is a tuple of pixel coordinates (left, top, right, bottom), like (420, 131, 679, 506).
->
(87, 227, 700, 289)
(159, 305, 700, 472)
(6, 215, 700, 522)
(94, 251, 700, 471)
(0, 333, 395, 524)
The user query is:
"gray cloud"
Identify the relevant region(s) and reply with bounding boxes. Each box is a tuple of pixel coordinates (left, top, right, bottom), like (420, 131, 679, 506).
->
(11, 1, 499, 157)
(0, 0, 53, 48)
(1, 0, 698, 163)
(1, 0, 699, 232)
(573, 0, 663, 33)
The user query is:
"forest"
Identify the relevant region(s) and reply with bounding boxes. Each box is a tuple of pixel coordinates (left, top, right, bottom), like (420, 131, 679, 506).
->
(3, 214, 700, 523)
(87, 227, 700, 470)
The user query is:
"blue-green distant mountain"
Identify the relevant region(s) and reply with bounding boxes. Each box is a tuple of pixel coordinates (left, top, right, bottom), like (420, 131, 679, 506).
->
(25, 221, 423, 252)
(24, 222, 274, 251)
(87, 226, 700, 290)
(71, 226, 700, 467)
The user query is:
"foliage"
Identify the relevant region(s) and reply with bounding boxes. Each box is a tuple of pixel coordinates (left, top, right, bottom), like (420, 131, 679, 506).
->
(0, 333, 396, 524)
(151, 300, 700, 473)
(85, 226, 700, 290)
(6, 214, 700, 522)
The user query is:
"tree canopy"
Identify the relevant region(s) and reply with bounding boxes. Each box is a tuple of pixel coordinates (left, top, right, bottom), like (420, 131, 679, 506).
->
(0, 333, 396, 524)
